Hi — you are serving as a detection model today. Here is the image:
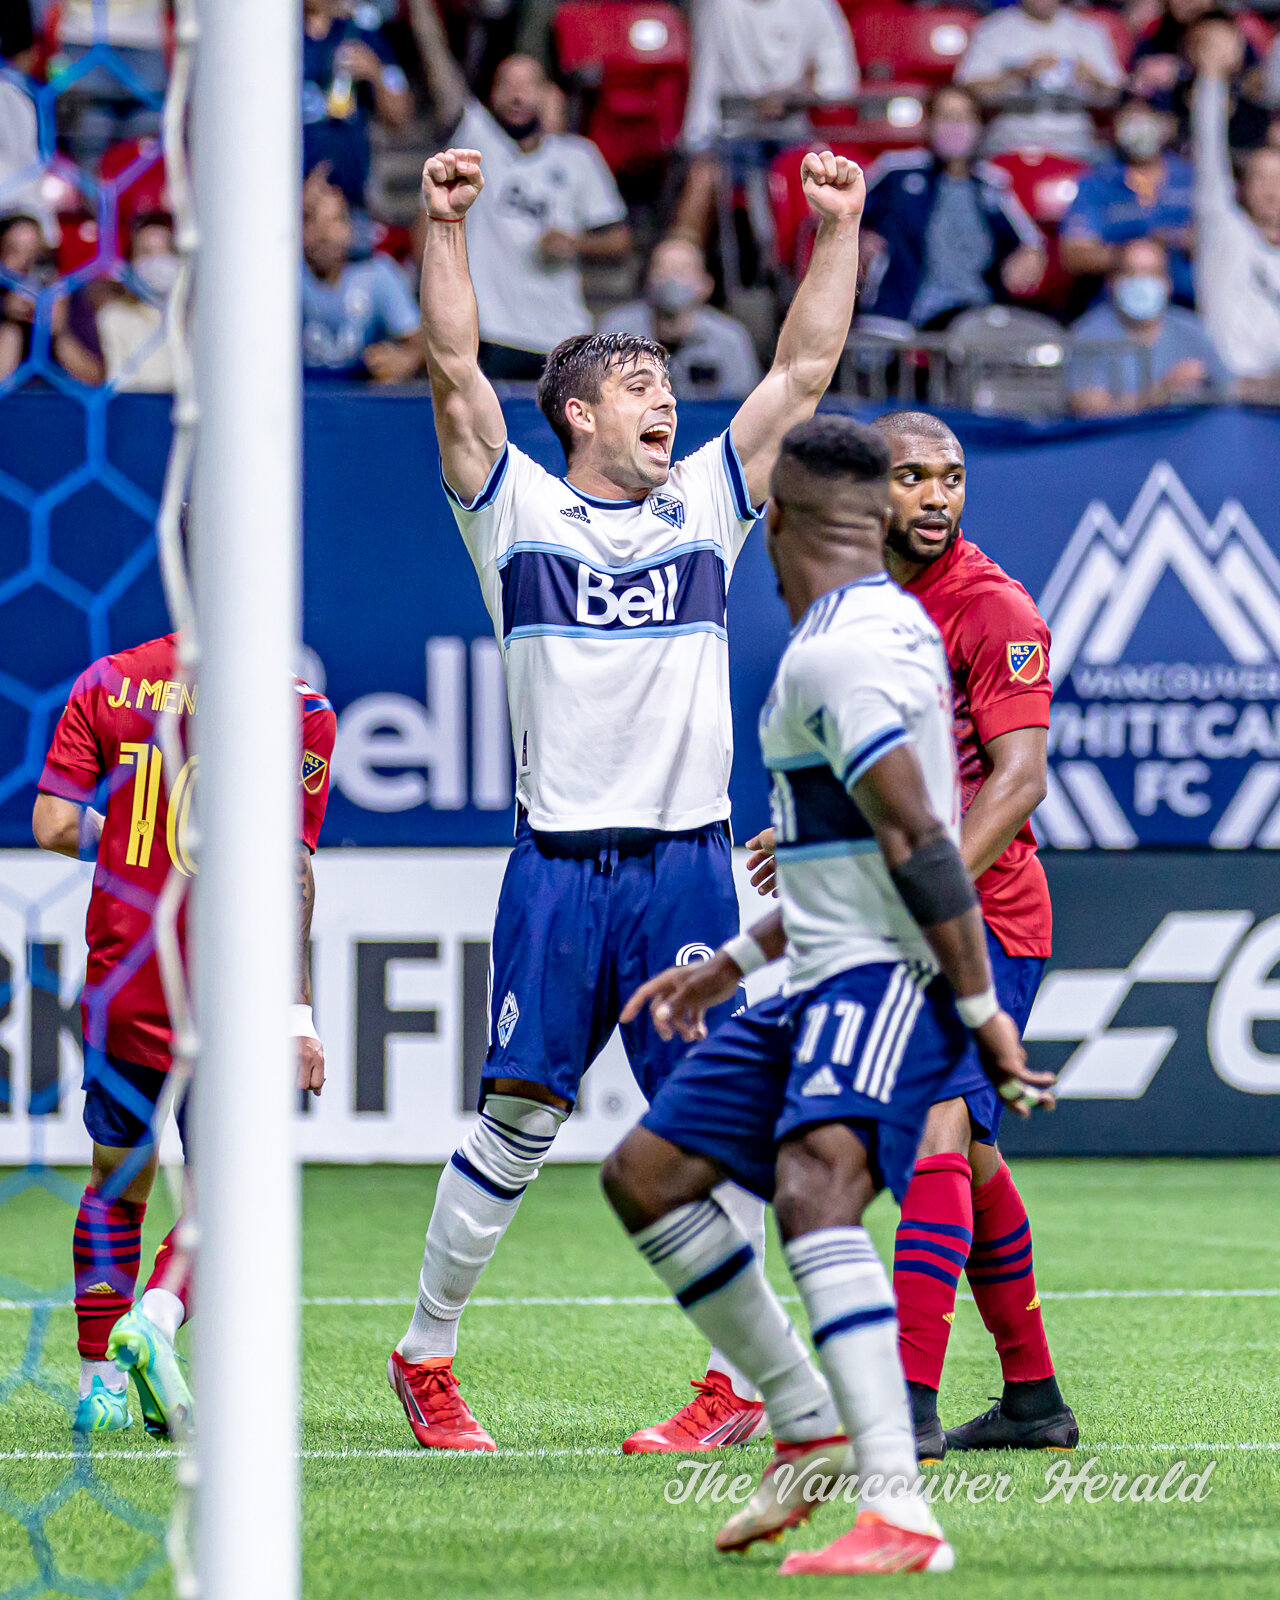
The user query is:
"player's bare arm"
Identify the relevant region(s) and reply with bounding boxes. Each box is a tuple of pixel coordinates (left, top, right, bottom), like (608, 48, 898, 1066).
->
(621, 910, 787, 1043)
(32, 793, 102, 858)
(960, 725, 1048, 881)
(730, 152, 866, 507)
(297, 846, 324, 1097)
(848, 742, 1054, 1116)
(420, 148, 508, 503)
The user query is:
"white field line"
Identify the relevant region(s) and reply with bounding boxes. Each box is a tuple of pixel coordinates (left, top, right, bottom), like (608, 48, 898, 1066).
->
(3, 1442, 1278, 1466)
(4, 1287, 1280, 1312)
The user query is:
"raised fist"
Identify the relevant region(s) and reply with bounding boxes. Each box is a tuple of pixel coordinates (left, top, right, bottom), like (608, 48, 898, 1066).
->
(801, 150, 866, 224)
(422, 148, 484, 222)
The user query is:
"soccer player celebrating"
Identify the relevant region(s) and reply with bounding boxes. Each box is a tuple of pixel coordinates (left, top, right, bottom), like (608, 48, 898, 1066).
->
(34, 632, 335, 1434)
(746, 410, 1076, 1459)
(603, 416, 1054, 1575)
(388, 145, 865, 1453)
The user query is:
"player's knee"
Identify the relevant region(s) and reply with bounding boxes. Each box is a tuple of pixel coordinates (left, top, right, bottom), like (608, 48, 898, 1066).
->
(90, 1143, 157, 1205)
(774, 1125, 875, 1238)
(461, 1094, 566, 1194)
(601, 1126, 715, 1233)
(917, 1098, 972, 1159)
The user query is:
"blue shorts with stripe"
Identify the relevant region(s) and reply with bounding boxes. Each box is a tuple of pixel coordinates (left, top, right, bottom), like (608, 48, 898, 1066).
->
(933, 926, 1046, 1144)
(641, 960, 969, 1204)
(82, 1053, 189, 1154)
(482, 816, 741, 1108)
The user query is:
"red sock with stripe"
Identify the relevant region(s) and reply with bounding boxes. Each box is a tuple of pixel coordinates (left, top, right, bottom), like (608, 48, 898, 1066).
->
(73, 1187, 145, 1359)
(140, 1225, 193, 1342)
(892, 1152, 974, 1392)
(966, 1161, 1054, 1384)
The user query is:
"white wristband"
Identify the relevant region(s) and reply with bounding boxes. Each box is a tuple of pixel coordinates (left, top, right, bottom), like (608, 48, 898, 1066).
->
(722, 933, 768, 977)
(956, 987, 999, 1030)
(289, 1003, 320, 1041)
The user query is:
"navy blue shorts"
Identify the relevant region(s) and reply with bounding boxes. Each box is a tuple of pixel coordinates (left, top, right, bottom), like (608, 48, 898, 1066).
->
(932, 926, 1046, 1144)
(483, 817, 741, 1107)
(82, 1053, 188, 1153)
(642, 960, 969, 1204)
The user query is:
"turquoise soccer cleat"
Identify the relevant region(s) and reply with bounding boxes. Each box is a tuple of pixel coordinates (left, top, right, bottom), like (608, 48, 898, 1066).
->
(107, 1308, 194, 1439)
(71, 1376, 133, 1433)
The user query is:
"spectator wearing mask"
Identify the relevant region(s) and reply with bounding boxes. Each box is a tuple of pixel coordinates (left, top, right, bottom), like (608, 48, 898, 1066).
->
(1069, 235, 1225, 414)
(1061, 95, 1195, 307)
(597, 237, 761, 399)
(412, 49, 630, 380)
(302, 179, 422, 382)
(94, 209, 178, 390)
(956, 0, 1123, 159)
(857, 85, 1046, 333)
(1190, 21, 1280, 396)
(673, 0, 858, 247)
(0, 211, 103, 384)
(303, 0, 412, 213)
(53, 0, 169, 169)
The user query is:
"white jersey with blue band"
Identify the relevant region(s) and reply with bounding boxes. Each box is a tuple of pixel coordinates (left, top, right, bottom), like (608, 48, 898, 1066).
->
(445, 431, 761, 832)
(760, 574, 962, 993)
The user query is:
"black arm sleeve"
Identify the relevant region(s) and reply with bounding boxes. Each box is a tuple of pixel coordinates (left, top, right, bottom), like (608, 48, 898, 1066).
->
(889, 833, 978, 930)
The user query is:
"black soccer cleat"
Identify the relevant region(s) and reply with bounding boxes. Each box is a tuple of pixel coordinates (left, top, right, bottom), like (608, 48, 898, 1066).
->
(945, 1397, 1078, 1453)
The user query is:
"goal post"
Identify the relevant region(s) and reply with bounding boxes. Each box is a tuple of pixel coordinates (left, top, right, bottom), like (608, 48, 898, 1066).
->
(193, 1, 303, 1596)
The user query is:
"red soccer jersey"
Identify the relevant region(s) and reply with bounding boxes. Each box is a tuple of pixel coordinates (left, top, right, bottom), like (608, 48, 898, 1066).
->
(904, 535, 1052, 959)
(39, 634, 337, 1072)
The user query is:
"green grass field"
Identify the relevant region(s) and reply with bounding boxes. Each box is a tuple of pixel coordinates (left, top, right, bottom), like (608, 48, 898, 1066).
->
(3, 1160, 1280, 1599)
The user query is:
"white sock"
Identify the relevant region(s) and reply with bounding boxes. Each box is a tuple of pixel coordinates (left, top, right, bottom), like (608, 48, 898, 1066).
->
(140, 1287, 185, 1344)
(81, 1358, 127, 1397)
(785, 1227, 932, 1531)
(706, 1181, 768, 1401)
(635, 1197, 839, 1442)
(398, 1095, 566, 1363)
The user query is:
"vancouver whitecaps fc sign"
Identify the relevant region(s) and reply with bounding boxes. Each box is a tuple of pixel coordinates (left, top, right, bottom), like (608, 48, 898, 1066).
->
(1034, 463, 1280, 850)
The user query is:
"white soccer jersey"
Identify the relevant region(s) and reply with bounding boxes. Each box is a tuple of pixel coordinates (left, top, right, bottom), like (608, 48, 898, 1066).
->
(760, 573, 961, 992)
(446, 432, 761, 832)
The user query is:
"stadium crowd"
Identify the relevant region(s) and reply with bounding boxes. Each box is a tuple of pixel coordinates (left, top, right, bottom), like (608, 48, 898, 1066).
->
(2, 0, 1280, 409)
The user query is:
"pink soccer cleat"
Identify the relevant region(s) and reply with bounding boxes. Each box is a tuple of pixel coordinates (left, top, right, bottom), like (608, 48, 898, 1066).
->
(622, 1370, 768, 1454)
(387, 1351, 496, 1451)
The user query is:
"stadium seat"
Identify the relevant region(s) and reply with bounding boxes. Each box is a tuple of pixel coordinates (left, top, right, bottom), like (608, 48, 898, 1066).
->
(100, 139, 169, 225)
(769, 141, 876, 275)
(1238, 11, 1279, 60)
(552, 2, 689, 175)
(847, 3, 982, 88)
(987, 150, 1088, 314)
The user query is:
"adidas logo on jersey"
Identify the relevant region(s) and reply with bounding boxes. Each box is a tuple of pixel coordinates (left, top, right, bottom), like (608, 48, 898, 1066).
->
(497, 991, 520, 1048)
(800, 1065, 841, 1097)
(560, 504, 591, 524)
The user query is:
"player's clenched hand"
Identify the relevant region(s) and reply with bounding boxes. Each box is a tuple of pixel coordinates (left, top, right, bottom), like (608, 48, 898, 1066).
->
(745, 828, 778, 898)
(422, 148, 484, 222)
(972, 1008, 1054, 1118)
(620, 952, 743, 1043)
(298, 1036, 325, 1098)
(800, 150, 865, 224)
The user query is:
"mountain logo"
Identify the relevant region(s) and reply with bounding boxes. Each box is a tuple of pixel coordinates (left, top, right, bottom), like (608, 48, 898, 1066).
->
(1033, 464, 1280, 850)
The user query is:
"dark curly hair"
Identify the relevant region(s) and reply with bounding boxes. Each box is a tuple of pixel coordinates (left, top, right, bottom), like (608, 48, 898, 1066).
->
(536, 332, 670, 461)
(779, 414, 891, 483)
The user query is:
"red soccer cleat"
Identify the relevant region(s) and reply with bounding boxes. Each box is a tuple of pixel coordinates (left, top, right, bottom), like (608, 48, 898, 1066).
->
(778, 1509, 955, 1575)
(622, 1370, 768, 1454)
(387, 1351, 496, 1451)
(715, 1434, 850, 1552)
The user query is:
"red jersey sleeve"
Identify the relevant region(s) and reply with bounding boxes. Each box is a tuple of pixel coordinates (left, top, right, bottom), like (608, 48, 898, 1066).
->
(299, 699, 336, 851)
(39, 667, 107, 801)
(956, 580, 1052, 747)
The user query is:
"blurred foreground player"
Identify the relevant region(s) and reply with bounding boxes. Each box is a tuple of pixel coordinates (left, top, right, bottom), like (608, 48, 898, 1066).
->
(35, 632, 335, 1433)
(604, 417, 1054, 1575)
(389, 143, 865, 1453)
(873, 412, 1075, 1458)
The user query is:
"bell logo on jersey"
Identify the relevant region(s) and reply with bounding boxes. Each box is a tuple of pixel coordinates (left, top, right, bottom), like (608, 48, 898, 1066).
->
(576, 562, 680, 628)
(1007, 642, 1045, 684)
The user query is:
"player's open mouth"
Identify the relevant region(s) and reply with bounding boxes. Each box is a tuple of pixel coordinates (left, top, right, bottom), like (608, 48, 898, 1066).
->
(640, 424, 672, 463)
(912, 517, 951, 543)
